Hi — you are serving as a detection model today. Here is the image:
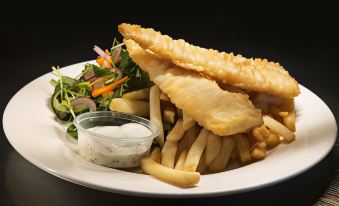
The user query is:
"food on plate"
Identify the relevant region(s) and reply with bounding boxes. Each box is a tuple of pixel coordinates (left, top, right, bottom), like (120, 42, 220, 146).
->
(263, 115, 295, 142)
(150, 147, 161, 163)
(124, 39, 263, 136)
(182, 112, 196, 131)
(162, 107, 176, 124)
(183, 128, 209, 172)
(77, 122, 153, 168)
(50, 40, 153, 138)
(161, 140, 178, 168)
(208, 137, 234, 172)
(196, 151, 207, 173)
(141, 156, 200, 188)
(119, 23, 299, 98)
(109, 98, 149, 117)
(166, 119, 185, 142)
(233, 133, 252, 164)
(50, 23, 299, 188)
(174, 149, 187, 170)
(122, 87, 150, 100)
(205, 132, 222, 165)
(150, 85, 165, 147)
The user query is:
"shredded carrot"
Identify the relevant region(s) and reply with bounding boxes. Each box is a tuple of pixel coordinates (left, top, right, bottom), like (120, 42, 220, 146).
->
(105, 49, 110, 55)
(96, 56, 104, 66)
(92, 76, 128, 97)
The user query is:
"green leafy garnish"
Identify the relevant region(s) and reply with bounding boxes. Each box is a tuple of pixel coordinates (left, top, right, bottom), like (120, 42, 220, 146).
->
(50, 38, 155, 139)
(85, 64, 112, 77)
(96, 94, 114, 111)
(67, 124, 78, 139)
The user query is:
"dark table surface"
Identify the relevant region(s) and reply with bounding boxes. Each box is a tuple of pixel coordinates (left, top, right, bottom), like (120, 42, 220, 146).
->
(1, 6, 338, 206)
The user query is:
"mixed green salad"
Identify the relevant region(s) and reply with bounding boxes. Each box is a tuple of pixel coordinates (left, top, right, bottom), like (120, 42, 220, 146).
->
(51, 39, 152, 138)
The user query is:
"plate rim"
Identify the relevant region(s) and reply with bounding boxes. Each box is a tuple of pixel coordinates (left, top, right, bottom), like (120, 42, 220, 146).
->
(2, 60, 338, 198)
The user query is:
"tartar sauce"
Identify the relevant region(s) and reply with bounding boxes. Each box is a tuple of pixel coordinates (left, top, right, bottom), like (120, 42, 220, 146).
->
(78, 123, 153, 168)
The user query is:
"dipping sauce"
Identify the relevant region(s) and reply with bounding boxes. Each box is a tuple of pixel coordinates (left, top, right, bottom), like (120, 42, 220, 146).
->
(78, 123, 153, 168)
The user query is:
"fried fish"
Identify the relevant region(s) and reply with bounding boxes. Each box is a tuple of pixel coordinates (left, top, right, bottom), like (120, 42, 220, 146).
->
(124, 39, 263, 136)
(119, 23, 299, 98)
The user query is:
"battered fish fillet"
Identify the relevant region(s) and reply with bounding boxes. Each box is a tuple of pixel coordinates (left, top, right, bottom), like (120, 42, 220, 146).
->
(124, 39, 263, 136)
(119, 23, 300, 98)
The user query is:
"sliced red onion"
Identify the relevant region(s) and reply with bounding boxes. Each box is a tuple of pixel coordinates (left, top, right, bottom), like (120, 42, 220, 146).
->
(71, 97, 96, 112)
(93, 45, 112, 63)
(87, 76, 98, 83)
(93, 45, 107, 58)
(111, 46, 121, 64)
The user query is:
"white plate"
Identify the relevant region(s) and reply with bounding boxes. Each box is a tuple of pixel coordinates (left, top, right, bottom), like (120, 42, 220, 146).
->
(3, 61, 337, 198)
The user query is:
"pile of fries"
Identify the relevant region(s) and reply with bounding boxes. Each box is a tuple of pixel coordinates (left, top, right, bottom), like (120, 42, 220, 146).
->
(110, 85, 296, 187)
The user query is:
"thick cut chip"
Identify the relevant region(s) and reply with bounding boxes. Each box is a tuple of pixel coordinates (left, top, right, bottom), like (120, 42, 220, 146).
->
(124, 39, 263, 136)
(119, 23, 299, 98)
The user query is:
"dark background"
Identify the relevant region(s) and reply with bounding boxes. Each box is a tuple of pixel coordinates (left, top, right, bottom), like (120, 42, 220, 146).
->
(1, 3, 338, 206)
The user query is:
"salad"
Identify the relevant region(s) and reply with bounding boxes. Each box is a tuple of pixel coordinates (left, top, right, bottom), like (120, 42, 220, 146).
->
(50, 39, 152, 138)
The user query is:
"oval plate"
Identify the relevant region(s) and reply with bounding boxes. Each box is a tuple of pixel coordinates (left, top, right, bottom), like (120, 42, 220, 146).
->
(3, 61, 337, 198)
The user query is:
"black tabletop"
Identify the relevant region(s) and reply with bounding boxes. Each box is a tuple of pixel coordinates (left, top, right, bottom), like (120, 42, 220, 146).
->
(1, 6, 338, 206)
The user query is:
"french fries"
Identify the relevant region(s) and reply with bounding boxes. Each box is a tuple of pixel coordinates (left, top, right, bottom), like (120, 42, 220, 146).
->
(233, 134, 251, 164)
(161, 140, 177, 168)
(186, 125, 200, 149)
(175, 150, 187, 170)
(208, 137, 234, 172)
(109, 98, 149, 117)
(263, 115, 295, 142)
(197, 151, 207, 173)
(121, 61, 297, 188)
(283, 110, 296, 132)
(175, 126, 200, 161)
(115, 85, 297, 188)
(252, 125, 267, 142)
(140, 95, 297, 187)
(122, 88, 150, 100)
(205, 132, 222, 165)
(183, 112, 196, 131)
(265, 129, 280, 148)
(150, 85, 164, 147)
(163, 107, 176, 124)
(282, 99, 296, 132)
(269, 105, 288, 117)
(141, 157, 200, 188)
(252, 125, 279, 149)
(250, 142, 266, 160)
(150, 147, 161, 163)
(183, 128, 209, 172)
(166, 119, 185, 142)
(176, 133, 188, 161)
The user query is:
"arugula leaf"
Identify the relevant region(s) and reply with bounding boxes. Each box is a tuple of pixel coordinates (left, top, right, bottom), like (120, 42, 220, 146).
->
(117, 50, 153, 89)
(85, 64, 112, 77)
(113, 80, 130, 98)
(67, 124, 78, 139)
(117, 49, 132, 70)
(95, 94, 114, 111)
(76, 82, 92, 96)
